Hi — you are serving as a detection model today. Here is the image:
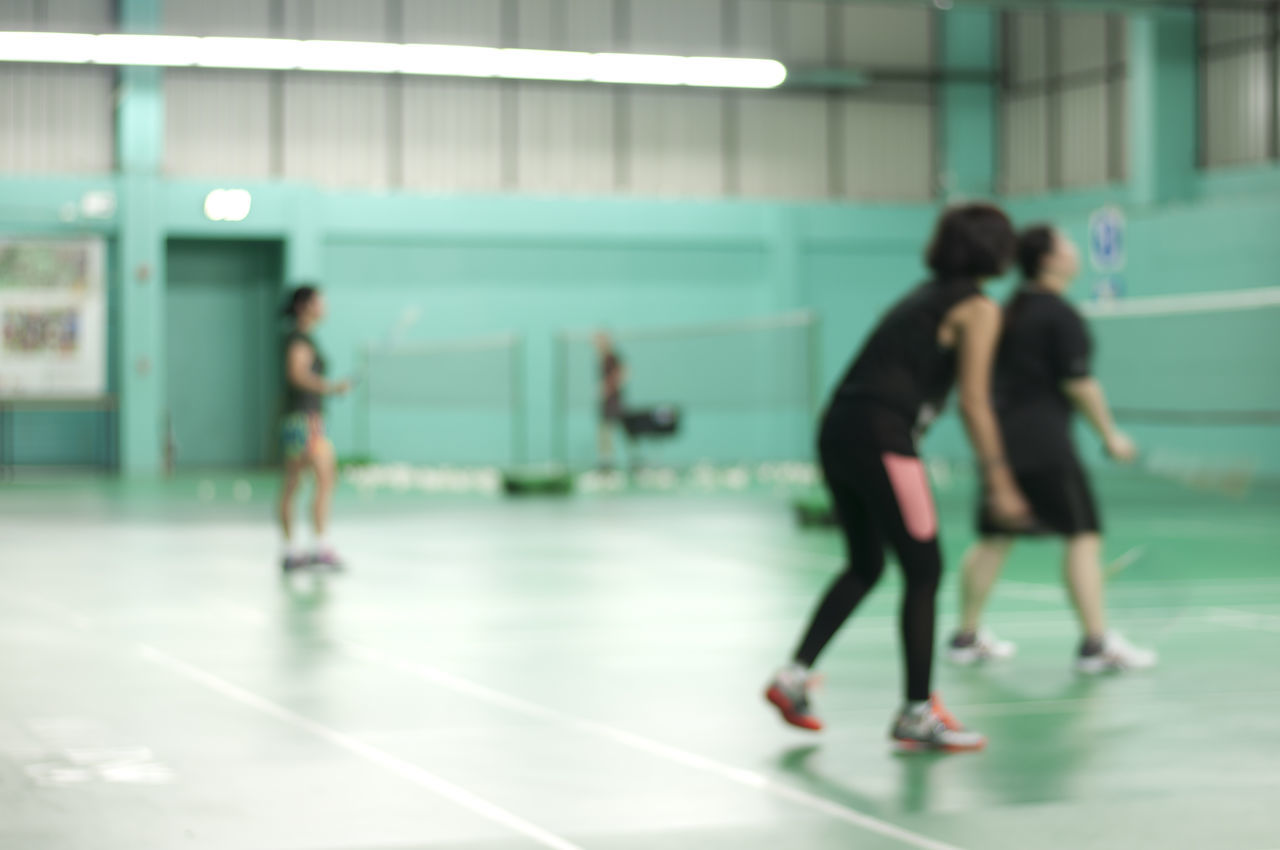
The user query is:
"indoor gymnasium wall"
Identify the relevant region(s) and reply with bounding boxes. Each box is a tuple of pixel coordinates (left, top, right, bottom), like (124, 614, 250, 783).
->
(2, 2, 1278, 475)
(312, 197, 934, 465)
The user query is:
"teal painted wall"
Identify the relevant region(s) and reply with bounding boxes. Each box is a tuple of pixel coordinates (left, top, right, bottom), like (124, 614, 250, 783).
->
(1002, 188, 1280, 476)
(3, 172, 1278, 473)
(2, 0, 1279, 476)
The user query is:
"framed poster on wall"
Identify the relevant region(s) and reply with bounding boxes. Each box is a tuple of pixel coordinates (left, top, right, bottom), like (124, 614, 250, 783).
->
(0, 238, 107, 399)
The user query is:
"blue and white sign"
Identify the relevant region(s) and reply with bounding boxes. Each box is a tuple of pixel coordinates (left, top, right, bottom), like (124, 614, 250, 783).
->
(1088, 206, 1126, 273)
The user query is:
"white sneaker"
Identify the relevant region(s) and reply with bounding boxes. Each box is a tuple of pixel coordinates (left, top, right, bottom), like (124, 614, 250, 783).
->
(1075, 632, 1158, 674)
(948, 629, 1017, 666)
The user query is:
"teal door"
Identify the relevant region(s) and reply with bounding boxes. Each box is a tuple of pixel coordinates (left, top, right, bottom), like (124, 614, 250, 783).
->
(165, 240, 283, 469)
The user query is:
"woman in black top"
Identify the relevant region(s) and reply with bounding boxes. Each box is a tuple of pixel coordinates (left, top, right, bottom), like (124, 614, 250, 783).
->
(279, 285, 350, 573)
(766, 204, 1030, 752)
(948, 226, 1157, 673)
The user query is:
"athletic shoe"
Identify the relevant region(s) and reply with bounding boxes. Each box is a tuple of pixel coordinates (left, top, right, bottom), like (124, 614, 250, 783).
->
(948, 629, 1017, 666)
(309, 548, 346, 573)
(892, 694, 987, 753)
(1075, 631, 1158, 674)
(281, 553, 310, 574)
(765, 668, 823, 732)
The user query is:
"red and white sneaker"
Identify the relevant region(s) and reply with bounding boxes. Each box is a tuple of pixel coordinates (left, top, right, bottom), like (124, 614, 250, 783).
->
(891, 694, 986, 753)
(765, 667, 823, 732)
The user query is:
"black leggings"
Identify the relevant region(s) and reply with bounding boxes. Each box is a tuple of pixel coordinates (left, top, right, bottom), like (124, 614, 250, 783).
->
(793, 412, 943, 703)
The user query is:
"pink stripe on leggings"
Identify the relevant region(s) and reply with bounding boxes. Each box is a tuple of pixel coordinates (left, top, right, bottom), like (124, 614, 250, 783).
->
(882, 453, 938, 542)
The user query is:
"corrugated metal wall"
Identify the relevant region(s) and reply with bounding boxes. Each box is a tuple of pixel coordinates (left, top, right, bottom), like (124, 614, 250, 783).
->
(1001, 11, 1125, 196)
(0, 0, 937, 201)
(0, 0, 114, 174)
(157, 0, 937, 202)
(1202, 6, 1275, 169)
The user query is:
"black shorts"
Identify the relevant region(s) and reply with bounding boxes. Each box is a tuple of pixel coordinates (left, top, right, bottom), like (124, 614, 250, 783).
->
(978, 460, 1101, 538)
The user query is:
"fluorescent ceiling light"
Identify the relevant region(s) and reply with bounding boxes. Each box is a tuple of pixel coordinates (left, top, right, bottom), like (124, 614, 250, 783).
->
(196, 37, 304, 70)
(0, 31, 97, 63)
(400, 44, 501, 77)
(94, 33, 201, 66)
(497, 49, 594, 82)
(0, 31, 787, 89)
(204, 189, 252, 223)
(295, 40, 404, 73)
(591, 53, 690, 86)
(683, 57, 788, 89)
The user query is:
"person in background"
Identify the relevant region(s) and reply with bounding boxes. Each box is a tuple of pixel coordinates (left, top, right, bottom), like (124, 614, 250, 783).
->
(279, 285, 350, 573)
(766, 203, 1031, 752)
(594, 331, 627, 471)
(949, 226, 1157, 673)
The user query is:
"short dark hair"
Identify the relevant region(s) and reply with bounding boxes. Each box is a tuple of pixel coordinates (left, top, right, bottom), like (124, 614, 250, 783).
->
(282, 284, 319, 318)
(925, 203, 1016, 280)
(1017, 225, 1056, 280)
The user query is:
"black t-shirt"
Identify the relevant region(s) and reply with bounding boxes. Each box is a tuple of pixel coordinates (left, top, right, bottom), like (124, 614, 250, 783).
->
(284, 329, 326, 414)
(993, 287, 1092, 469)
(831, 278, 983, 442)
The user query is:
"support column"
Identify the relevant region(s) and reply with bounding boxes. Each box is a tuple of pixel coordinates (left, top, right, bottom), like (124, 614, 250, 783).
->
(116, 0, 165, 475)
(939, 8, 998, 201)
(1128, 9, 1197, 208)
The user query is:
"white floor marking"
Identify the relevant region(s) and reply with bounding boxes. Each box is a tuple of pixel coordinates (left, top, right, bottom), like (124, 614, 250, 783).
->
(1105, 546, 1147, 578)
(137, 644, 584, 850)
(336, 642, 965, 850)
(1206, 608, 1280, 634)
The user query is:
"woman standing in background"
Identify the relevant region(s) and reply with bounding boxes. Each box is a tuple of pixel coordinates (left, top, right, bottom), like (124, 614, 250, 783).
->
(595, 331, 628, 471)
(279, 285, 349, 573)
(948, 226, 1157, 673)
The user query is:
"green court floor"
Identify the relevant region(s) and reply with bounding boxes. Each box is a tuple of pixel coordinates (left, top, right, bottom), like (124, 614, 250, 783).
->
(1, 472, 1278, 850)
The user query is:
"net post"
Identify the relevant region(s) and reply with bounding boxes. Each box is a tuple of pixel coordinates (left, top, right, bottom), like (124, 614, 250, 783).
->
(807, 311, 823, 435)
(552, 332, 567, 470)
(510, 334, 527, 467)
(355, 344, 370, 459)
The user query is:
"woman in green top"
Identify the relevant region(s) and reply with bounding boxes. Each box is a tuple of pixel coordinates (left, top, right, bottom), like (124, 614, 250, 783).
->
(279, 285, 349, 572)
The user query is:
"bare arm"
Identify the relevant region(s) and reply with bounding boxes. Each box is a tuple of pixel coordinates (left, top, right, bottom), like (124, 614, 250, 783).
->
(1063, 377, 1114, 440)
(1063, 377, 1136, 462)
(953, 297, 1031, 524)
(954, 298, 1009, 475)
(287, 340, 344, 396)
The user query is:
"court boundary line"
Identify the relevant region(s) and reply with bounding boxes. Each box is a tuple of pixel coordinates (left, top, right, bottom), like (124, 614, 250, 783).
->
(0, 592, 583, 850)
(3, 588, 965, 850)
(334, 641, 966, 850)
(135, 644, 584, 850)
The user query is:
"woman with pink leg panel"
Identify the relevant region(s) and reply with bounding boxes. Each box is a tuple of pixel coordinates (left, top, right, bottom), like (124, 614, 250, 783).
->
(765, 204, 1031, 752)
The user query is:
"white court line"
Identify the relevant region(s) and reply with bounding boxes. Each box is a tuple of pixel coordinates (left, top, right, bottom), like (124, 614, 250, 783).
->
(1206, 608, 1280, 634)
(137, 644, 583, 850)
(187, 600, 962, 849)
(336, 642, 964, 850)
(0, 592, 581, 850)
